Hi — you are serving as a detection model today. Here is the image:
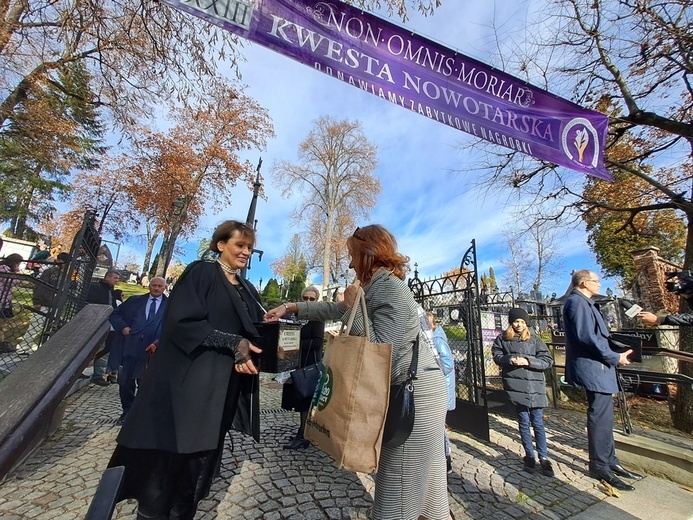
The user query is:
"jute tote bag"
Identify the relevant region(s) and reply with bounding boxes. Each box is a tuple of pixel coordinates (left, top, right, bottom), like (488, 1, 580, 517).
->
(305, 288, 392, 473)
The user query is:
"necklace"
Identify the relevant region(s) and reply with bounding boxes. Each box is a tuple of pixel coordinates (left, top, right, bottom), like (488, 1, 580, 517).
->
(217, 260, 238, 275)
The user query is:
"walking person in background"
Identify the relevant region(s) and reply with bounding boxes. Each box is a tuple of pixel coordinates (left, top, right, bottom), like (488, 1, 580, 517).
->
(108, 220, 263, 520)
(265, 224, 451, 520)
(17, 252, 69, 352)
(87, 269, 120, 386)
(563, 270, 641, 491)
(108, 277, 167, 423)
(492, 308, 554, 476)
(281, 285, 325, 450)
(0, 254, 24, 353)
(427, 311, 456, 474)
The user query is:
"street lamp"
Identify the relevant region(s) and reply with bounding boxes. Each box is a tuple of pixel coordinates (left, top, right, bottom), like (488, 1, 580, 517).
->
(241, 159, 264, 278)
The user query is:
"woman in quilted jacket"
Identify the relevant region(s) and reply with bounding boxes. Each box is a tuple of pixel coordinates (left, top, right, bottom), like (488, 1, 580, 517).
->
(492, 307, 554, 477)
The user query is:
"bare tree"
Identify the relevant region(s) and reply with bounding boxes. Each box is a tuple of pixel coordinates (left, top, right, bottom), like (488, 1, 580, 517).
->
(468, 0, 693, 430)
(273, 116, 381, 292)
(500, 235, 532, 295)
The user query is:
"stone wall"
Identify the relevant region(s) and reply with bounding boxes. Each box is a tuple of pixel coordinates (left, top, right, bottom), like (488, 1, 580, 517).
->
(632, 247, 681, 313)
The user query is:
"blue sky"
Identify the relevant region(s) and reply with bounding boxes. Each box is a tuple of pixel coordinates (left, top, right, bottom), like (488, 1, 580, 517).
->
(123, 1, 611, 297)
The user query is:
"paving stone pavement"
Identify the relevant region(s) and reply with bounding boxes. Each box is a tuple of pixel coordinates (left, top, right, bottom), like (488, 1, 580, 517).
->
(0, 375, 692, 519)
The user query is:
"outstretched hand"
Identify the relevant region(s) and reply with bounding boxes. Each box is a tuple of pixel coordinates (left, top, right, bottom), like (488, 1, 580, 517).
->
(342, 281, 361, 308)
(234, 338, 262, 374)
(264, 305, 287, 322)
(636, 312, 659, 326)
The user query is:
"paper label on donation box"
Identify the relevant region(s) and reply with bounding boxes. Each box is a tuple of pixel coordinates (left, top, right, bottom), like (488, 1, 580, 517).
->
(278, 325, 301, 355)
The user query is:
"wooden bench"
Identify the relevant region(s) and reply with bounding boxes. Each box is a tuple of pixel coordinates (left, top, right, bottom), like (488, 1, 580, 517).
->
(0, 304, 112, 481)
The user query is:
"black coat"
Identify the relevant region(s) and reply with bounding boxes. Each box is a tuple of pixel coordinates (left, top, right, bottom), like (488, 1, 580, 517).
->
(86, 279, 118, 307)
(663, 313, 693, 326)
(492, 331, 553, 408)
(115, 261, 263, 454)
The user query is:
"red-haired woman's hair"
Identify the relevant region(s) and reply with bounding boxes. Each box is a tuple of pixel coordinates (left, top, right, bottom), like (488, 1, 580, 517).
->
(347, 224, 409, 285)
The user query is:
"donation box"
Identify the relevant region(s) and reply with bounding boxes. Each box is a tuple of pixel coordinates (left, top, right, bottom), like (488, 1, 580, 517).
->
(253, 321, 303, 373)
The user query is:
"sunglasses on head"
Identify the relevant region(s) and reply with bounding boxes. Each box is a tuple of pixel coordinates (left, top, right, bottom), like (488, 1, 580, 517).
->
(303, 295, 317, 301)
(353, 226, 366, 241)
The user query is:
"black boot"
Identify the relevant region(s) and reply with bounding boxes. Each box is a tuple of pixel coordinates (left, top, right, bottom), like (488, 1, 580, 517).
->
(136, 511, 168, 520)
(539, 458, 554, 477)
(169, 503, 196, 520)
(523, 455, 536, 473)
(283, 432, 309, 450)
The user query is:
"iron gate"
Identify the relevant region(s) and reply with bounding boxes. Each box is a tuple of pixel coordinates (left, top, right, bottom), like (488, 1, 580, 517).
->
(408, 240, 515, 441)
(0, 211, 101, 378)
(47, 210, 102, 332)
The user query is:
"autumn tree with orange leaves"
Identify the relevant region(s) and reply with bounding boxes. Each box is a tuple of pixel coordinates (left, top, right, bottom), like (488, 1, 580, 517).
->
(62, 156, 139, 239)
(0, 0, 439, 131)
(130, 81, 274, 277)
(272, 116, 381, 294)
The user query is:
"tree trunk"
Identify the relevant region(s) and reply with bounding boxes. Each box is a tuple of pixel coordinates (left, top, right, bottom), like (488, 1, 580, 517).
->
(672, 327, 693, 432)
(155, 205, 186, 278)
(141, 235, 157, 275)
(672, 212, 693, 432)
(322, 212, 334, 302)
(154, 235, 170, 278)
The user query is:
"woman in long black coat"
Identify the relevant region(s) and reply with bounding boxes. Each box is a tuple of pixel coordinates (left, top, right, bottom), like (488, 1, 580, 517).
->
(108, 220, 263, 520)
(492, 307, 554, 477)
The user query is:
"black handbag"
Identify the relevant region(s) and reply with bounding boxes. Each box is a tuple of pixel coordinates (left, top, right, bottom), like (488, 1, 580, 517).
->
(290, 361, 324, 408)
(381, 335, 419, 448)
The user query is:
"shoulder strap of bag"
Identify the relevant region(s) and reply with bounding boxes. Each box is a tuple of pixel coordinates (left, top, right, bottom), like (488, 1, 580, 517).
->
(407, 334, 419, 382)
(340, 287, 371, 339)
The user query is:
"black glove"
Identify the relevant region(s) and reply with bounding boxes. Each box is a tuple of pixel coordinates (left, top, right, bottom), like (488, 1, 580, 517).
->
(201, 330, 257, 364)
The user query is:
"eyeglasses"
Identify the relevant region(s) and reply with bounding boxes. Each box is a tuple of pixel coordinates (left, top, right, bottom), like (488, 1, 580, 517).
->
(353, 227, 366, 241)
(303, 296, 317, 301)
(586, 279, 600, 284)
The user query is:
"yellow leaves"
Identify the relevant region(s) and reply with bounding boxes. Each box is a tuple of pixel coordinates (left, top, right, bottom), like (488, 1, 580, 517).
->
(599, 480, 622, 498)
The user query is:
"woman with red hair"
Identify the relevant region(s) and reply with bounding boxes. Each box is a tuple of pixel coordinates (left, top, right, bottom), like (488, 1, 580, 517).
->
(266, 224, 450, 520)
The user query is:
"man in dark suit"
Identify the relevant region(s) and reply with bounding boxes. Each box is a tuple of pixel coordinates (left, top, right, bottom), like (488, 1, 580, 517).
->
(109, 277, 167, 422)
(87, 269, 120, 386)
(563, 269, 642, 491)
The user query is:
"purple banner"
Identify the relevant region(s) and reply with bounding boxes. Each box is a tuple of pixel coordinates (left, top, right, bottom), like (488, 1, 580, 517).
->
(164, 0, 612, 180)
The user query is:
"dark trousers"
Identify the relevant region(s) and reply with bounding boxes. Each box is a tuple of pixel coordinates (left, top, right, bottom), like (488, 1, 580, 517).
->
(119, 378, 139, 414)
(586, 390, 618, 471)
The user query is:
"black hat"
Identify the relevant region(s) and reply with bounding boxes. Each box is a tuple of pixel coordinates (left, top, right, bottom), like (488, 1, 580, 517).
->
(508, 308, 530, 324)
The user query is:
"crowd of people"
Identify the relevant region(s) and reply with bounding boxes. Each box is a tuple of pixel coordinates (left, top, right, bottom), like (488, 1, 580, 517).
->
(0, 237, 71, 354)
(5, 222, 693, 518)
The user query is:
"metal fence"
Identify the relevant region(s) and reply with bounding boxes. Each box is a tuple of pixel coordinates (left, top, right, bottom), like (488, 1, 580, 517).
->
(0, 212, 101, 379)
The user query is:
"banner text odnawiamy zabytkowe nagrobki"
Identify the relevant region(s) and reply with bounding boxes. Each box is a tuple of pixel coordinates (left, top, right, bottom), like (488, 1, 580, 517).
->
(163, 0, 612, 181)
